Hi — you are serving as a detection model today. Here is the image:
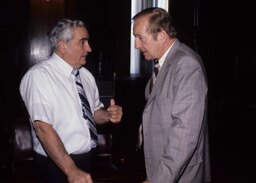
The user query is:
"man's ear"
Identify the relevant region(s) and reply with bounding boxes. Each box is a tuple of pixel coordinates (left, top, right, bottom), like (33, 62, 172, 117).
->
(57, 40, 66, 54)
(158, 29, 169, 44)
(159, 30, 166, 41)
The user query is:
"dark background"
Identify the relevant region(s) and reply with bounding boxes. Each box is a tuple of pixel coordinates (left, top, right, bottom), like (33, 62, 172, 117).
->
(1, 0, 256, 182)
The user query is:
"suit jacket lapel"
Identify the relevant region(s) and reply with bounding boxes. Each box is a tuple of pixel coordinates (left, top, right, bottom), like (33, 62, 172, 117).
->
(145, 39, 181, 109)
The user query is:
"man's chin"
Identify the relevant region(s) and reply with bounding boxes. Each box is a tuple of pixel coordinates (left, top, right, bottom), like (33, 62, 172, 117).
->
(81, 59, 87, 65)
(142, 54, 151, 61)
(144, 56, 152, 61)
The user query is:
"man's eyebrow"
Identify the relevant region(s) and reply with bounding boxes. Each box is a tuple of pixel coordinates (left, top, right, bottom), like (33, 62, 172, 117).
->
(80, 37, 89, 41)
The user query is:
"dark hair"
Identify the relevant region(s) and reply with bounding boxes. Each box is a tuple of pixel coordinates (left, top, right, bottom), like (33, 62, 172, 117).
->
(49, 19, 86, 52)
(133, 7, 177, 40)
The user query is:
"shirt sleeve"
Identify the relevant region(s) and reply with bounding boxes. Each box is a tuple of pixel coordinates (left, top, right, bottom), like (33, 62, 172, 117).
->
(20, 67, 55, 125)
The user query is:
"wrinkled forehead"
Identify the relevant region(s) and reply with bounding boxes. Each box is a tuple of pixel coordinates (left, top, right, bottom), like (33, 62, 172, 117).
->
(73, 27, 89, 39)
(133, 16, 150, 34)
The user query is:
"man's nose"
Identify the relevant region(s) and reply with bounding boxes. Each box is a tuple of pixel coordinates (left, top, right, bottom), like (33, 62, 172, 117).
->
(134, 39, 141, 49)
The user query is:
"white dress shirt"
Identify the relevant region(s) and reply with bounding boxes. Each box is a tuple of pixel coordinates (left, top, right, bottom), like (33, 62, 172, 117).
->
(19, 53, 103, 156)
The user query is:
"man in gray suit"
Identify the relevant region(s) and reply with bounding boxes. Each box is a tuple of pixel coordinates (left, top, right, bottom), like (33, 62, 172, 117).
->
(133, 7, 211, 183)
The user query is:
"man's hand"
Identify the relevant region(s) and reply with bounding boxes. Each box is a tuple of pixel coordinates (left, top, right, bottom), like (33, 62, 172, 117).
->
(67, 168, 93, 183)
(107, 99, 123, 123)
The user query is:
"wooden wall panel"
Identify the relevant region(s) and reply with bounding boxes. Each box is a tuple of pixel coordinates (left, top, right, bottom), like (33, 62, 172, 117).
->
(29, 0, 65, 65)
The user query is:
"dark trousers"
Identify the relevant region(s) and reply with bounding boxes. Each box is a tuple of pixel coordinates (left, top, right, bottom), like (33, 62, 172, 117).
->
(34, 148, 96, 183)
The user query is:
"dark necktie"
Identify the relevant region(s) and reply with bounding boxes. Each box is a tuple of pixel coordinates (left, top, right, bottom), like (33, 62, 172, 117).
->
(153, 59, 160, 76)
(72, 69, 98, 143)
(150, 59, 159, 93)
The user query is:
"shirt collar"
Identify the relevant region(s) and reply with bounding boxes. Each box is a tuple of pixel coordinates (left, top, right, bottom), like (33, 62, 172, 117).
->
(158, 39, 176, 69)
(51, 53, 74, 78)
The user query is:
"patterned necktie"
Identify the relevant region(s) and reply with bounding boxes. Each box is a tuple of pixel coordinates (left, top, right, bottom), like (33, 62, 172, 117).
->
(72, 69, 98, 143)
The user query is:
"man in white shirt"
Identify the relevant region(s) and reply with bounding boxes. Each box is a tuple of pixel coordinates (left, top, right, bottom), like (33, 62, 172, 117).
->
(20, 19, 123, 183)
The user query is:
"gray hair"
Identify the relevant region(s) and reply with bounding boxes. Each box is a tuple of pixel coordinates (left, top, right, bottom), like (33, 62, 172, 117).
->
(49, 19, 86, 52)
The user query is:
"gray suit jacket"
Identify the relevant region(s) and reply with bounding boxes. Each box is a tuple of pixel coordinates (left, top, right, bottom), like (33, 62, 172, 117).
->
(142, 39, 211, 183)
